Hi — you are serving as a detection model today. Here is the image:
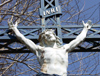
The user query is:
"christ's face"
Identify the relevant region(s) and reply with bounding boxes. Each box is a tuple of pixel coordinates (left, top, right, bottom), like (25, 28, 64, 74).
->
(45, 31, 56, 42)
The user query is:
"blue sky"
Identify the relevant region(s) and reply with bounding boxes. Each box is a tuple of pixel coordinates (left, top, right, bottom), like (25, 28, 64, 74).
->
(84, 0, 100, 23)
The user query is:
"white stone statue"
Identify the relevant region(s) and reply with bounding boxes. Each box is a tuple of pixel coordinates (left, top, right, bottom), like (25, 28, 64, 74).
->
(8, 20, 92, 76)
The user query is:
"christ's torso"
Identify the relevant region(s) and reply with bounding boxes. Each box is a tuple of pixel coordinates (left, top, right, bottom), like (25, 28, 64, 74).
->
(36, 46, 68, 76)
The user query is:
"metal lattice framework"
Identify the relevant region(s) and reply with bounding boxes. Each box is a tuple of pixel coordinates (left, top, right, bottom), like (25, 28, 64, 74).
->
(39, 0, 62, 26)
(0, 25, 100, 53)
(0, 0, 100, 53)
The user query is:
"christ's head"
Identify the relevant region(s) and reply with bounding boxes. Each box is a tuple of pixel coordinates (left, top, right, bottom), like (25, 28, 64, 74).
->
(38, 29, 61, 47)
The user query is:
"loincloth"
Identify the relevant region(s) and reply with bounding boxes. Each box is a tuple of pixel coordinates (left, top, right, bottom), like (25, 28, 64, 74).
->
(36, 72, 60, 76)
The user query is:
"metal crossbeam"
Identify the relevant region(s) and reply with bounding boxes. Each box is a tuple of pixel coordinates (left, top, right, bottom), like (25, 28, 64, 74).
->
(0, 25, 100, 53)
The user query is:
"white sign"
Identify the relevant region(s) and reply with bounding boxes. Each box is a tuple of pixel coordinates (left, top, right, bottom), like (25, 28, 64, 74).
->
(39, 6, 62, 17)
(43, 7, 59, 16)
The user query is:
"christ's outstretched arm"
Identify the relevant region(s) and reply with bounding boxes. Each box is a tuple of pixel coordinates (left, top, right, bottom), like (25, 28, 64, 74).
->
(8, 20, 38, 54)
(63, 20, 92, 52)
